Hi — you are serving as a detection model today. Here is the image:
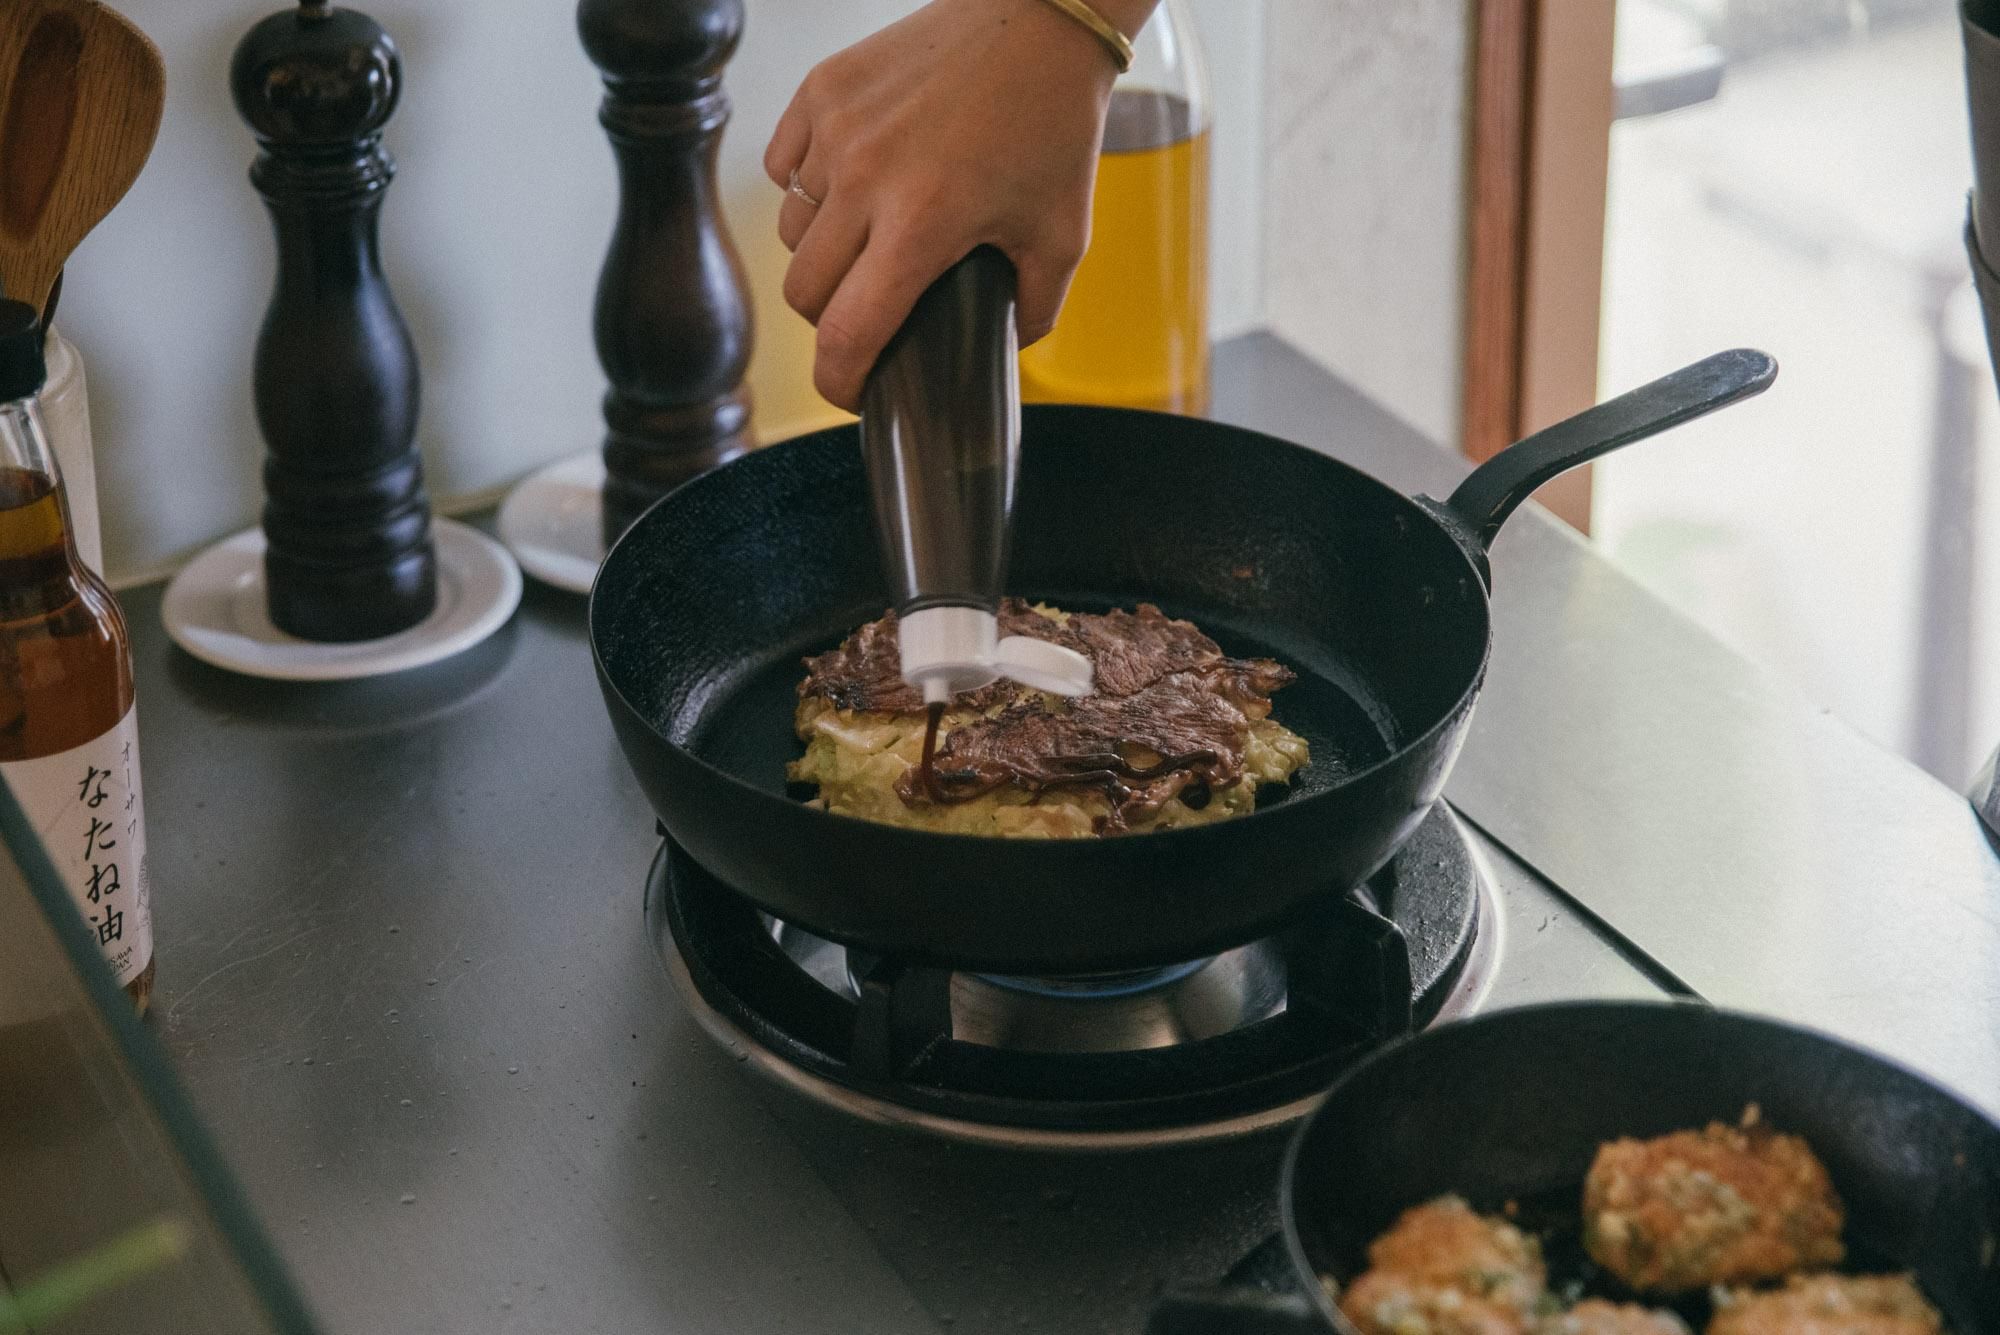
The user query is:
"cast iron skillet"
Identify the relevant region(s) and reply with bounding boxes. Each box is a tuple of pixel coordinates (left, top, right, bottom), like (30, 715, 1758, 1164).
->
(590, 350, 1774, 975)
(1148, 1001, 2000, 1334)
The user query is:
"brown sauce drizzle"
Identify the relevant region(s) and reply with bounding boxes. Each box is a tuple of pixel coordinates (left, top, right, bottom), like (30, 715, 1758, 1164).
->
(918, 700, 947, 804)
(911, 722, 1219, 816)
(1033, 749, 1220, 795)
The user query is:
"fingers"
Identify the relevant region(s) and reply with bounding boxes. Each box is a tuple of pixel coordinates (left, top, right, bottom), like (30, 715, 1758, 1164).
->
(763, 81, 812, 188)
(1009, 250, 1079, 348)
(777, 185, 815, 253)
(776, 156, 830, 253)
(796, 215, 1087, 408)
(1007, 222, 1089, 347)
(783, 202, 867, 325)
(812, 231, 960, 411)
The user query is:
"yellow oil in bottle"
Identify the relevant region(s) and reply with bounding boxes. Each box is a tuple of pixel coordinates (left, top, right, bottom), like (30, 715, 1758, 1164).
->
(1021, 89, 1210, 415)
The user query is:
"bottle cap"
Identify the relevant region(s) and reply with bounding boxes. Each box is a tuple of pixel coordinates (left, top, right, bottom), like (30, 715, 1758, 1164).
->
(0, 301, 45, 404)
(898, 605, 1095, 707)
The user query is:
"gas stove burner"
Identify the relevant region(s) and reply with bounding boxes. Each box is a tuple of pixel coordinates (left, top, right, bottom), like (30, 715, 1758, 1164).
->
(975, 961, 1212, 996)
(779, 924, 1286, 1055)
(955, 951, 1283, 1054)
(646, 804, 1501, 1150)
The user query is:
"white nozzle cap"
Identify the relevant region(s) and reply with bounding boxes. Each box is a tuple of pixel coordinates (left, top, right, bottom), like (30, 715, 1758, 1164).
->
(899, 605, 1094, 706)
(993, 635, 1095, 696)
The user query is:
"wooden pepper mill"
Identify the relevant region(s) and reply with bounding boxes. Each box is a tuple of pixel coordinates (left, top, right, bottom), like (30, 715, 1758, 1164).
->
(231, 0, 436, 641)
(578, 0, 755, 545)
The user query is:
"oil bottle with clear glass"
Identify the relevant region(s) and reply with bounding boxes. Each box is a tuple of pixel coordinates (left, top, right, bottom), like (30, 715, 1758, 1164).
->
(0, 300, 153, 1013)
(1021, 0, 1212, 415)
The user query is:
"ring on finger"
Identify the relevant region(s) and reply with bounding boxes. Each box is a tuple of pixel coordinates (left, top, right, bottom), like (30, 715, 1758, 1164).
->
(788, 167, 823, 209)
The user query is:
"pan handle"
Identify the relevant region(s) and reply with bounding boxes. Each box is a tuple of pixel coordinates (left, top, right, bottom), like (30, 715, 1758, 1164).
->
(1423, 348, 1777, 567)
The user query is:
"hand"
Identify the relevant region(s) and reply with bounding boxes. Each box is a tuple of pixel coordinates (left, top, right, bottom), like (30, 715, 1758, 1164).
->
(764, 0, 1131, 411)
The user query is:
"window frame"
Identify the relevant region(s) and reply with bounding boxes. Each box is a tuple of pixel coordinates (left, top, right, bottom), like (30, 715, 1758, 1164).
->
(1461, 0, 1617, 531)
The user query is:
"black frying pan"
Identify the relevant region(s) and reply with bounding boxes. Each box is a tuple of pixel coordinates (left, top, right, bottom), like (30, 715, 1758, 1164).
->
(1148, 1001, 2000, 1334)
(590, 351, 1774, 974)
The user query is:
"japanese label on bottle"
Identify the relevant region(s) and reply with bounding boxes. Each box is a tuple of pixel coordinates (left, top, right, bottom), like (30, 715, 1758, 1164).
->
(0, 706, 151, 986)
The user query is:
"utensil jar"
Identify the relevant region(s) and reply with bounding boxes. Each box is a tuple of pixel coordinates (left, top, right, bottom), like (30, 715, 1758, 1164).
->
(40, 328, 101, 575)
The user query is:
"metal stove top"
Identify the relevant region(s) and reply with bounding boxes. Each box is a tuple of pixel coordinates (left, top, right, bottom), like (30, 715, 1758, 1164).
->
(125, 337, 1998, 1335)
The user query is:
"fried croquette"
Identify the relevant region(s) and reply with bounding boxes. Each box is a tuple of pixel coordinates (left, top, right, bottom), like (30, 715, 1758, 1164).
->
(1582, 1111, 1844, 1292)
(1336, 1196, 1547, 1335)
(1340, 1269, 1535, 1335)
(1705, 1273, 1943, 1335)
(1536, 1300, 1691, 1335)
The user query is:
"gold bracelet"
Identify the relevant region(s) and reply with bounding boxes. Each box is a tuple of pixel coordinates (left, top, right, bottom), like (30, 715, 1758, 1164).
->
(1032, 0, 1135, 74)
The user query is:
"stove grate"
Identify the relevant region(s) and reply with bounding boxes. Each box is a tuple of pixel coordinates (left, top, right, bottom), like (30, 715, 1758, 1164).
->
(646, 804, 1488, 1142)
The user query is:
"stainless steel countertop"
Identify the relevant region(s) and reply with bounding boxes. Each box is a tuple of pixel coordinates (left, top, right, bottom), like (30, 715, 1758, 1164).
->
(1220, 337, 2000, 1119)
(131, 334, 1999, 1333)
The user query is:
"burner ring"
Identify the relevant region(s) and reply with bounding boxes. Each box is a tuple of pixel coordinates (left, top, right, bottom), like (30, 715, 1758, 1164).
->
(647, 804, 1501, 1148)
(971, 959, 1210, 999)
(659, 945, 1330, 1152)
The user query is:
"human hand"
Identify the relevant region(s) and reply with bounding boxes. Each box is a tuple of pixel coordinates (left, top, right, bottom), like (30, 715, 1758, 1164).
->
(764, 0, 1143, 410)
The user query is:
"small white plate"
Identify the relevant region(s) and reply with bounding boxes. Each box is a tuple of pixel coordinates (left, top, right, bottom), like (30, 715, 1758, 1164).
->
(161, 518, 523, 682)
(496, 451, 606, 595)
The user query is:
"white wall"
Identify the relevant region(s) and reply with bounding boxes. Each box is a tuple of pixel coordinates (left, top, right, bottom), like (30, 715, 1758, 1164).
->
(1260, 0, 1470, 448)
(64, 0, 1268, 583)
(1188, 0, 1265, 339)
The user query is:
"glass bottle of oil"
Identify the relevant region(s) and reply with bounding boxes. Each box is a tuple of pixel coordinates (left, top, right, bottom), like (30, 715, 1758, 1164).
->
(1020, 0, 1211, 415)
(0, 300, 153, 1013)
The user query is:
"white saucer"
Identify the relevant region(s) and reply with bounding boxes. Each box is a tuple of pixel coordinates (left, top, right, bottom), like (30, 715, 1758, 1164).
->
(496, 451, 607, 595)
(161, 518, 523, 682)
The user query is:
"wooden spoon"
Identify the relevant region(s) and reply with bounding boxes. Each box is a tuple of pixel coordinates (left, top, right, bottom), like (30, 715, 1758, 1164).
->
(0, 0, 164, 315)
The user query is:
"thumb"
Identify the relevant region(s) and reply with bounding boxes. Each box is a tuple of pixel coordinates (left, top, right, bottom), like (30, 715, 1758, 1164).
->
(1007, 224, 1090, 348)
(812, 231, 962, 411)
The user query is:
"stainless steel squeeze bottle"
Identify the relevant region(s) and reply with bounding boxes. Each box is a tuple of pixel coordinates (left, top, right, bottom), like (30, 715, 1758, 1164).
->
(858, 247, 1092, 705)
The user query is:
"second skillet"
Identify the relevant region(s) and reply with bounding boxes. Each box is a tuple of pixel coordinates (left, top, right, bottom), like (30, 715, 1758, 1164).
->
(591, 351, 1775, 975)
(1149, 1001, 2000, 1333)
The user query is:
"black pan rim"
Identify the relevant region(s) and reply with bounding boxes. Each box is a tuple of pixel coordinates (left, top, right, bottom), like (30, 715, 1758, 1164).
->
(587, 403, 1496, 852)
(1274, 998, 2000, 1335)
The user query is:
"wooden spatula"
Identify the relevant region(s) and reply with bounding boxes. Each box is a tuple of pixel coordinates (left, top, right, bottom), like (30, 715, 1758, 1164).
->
(0, 0, 164, 315)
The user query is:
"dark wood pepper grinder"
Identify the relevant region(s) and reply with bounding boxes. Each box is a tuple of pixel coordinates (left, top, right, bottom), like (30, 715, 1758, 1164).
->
(578, 0, 755, 545)
(230, 0, 436, 641)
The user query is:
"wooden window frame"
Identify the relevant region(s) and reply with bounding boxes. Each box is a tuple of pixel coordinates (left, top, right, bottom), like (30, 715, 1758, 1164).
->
(1462, 0, 1618, 532)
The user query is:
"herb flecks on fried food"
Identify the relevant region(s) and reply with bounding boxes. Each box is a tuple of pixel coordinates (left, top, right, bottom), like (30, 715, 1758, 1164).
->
(1582, 1108, 1845, 1294)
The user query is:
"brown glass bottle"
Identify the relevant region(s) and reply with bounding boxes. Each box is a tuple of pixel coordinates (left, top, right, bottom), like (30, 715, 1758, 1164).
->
(0, 304, 153, 1013)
